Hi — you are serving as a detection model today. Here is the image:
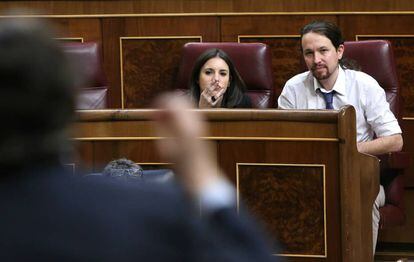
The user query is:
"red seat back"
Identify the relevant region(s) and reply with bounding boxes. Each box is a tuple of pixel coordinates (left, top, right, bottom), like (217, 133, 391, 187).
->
(62, 42, 108, 109)
(175, 42, 275, 108)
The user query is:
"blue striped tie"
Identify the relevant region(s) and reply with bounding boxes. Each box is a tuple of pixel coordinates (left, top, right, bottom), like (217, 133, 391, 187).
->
(322, 92, 334, 109)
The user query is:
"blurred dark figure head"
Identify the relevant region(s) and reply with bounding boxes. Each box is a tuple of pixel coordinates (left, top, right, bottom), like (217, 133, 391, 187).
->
(0, 18, 75, 173)
(102, 158, 144, 182)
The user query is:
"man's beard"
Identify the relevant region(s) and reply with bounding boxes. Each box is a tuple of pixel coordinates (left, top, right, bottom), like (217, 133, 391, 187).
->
(311, 65, 331, 80)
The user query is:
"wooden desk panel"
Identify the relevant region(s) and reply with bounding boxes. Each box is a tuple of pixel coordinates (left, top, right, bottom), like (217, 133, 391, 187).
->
(73, 106, 379, 261)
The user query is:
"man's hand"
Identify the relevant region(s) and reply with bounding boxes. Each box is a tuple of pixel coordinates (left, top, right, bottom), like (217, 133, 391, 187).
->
(153, 93, 223, 196)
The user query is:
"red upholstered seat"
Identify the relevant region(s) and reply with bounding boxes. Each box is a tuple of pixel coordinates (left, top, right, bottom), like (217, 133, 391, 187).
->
(175, 42, 275, 108)
(61, 42, 108, 109)
(344, 40, 410, 229)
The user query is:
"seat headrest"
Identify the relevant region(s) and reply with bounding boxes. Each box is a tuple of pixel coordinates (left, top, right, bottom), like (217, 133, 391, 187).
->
(175, 42, 274, 92)
(61, 42, 108, 109)
(61, 42, 107, 87)
(343, 40, 398, 93)
(343, 40, 400, 116)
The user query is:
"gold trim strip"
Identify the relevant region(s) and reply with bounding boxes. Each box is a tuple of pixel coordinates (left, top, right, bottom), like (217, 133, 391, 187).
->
(73, 136, 340, 142)
(2, 11, 414, 19)
(402, 117, 414, 121)
(136, 162, 171, 166)
(356, 34, 414, 40)
(375, 251, 414, 256)
(237, 163, 326, 167)
(120, 36, 203, 40)
(119, 37, 124, 109)
(55, 37, 84, 43)
(236, 163, 327, 258)
(119, 36, 202, 109)
(238, 34, 300, 43)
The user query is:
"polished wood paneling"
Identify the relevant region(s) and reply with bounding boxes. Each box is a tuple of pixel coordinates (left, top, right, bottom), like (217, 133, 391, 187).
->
(356, 36, 414, 116)
(74, 107, 378, 261)
(101, 18, 123, 108)
(218, 140, 342, 259)
(102, 16, 219, 107)
(221, 15, 336, 94)
(239, 36, 302, 93)
(238, 164, 326, 256)
(339, 15, 414, 116)
(51, 18, 102, 43)
(221, 15, 337, 41)
(74, 141, 94, 173)
(339, 15, 414, 40)
(75, 109, 340, 139)
(121, 37, 200, 108)
(1, 1, 414, 14)
(93, 141, 161, 170)
(1, 8, 413, 248)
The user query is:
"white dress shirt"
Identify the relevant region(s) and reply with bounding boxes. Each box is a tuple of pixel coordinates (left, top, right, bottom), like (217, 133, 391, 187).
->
(278, 66, 402, 142)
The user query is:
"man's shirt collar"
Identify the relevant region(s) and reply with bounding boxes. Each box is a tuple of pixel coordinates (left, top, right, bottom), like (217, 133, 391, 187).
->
(312, 66, 346, 95)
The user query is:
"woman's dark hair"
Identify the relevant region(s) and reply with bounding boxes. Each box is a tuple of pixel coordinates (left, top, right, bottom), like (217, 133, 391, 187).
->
(188, 48, 247, 108)
(300, 20, 360, 70)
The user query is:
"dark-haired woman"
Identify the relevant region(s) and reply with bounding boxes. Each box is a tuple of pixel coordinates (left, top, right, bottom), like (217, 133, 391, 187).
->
(189, 48, 251, 108)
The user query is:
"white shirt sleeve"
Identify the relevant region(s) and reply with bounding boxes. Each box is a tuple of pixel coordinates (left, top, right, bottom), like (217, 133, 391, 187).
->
(198, 177, 236, 213)
(363, 78, 402, 137)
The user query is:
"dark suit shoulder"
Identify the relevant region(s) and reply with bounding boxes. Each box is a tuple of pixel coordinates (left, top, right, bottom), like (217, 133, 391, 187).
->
(0, 168, 194, 261)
